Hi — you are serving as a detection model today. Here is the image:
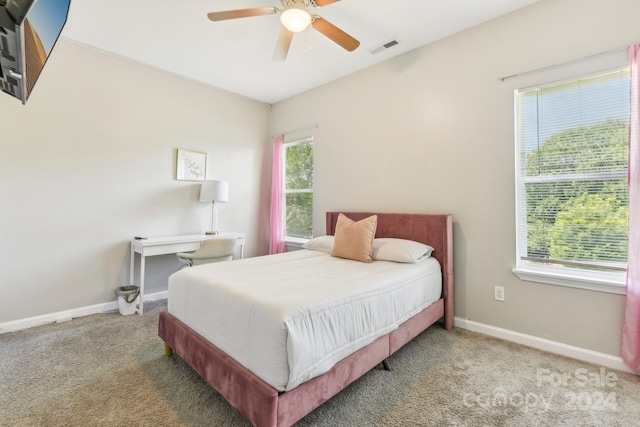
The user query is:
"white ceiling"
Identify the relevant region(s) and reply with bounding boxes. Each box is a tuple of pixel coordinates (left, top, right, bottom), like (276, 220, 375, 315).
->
(61, 0, 540, 104)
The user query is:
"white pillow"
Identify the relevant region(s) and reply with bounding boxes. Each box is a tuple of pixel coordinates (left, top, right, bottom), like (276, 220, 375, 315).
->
(302, 235, 334, 254)
(372, 238, 434, 263)
(303, 236, 433, 263)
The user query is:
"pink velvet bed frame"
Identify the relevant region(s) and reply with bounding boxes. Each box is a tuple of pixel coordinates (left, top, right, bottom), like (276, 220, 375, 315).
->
(158, 212, 454, 427)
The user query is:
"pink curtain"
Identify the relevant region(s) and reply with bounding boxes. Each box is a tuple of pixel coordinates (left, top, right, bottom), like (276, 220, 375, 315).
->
(269, 134, 286, 254)
(622, 44, 640, 372)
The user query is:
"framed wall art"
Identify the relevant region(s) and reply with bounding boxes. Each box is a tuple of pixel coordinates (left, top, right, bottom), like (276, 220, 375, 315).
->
(176, 148, 207, 181)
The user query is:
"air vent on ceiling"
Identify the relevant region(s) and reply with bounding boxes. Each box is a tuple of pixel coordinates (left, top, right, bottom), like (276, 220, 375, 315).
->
(368, 40, 399, 55)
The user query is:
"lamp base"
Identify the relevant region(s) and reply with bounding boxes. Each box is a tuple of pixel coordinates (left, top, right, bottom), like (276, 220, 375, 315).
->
(205, 231, 219, 235)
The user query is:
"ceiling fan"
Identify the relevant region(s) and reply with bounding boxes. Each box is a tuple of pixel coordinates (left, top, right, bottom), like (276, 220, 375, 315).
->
(207, 0, 360, 61)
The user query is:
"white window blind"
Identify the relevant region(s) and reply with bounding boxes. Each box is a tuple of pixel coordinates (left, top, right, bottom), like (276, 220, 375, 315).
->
(515, 69, 631, 279)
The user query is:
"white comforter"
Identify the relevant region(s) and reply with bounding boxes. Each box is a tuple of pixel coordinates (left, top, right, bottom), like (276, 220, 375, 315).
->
(168, 249, 442, 391)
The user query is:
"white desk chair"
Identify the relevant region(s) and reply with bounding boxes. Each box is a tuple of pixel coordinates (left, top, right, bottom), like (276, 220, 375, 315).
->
(176, 237, 237, 267)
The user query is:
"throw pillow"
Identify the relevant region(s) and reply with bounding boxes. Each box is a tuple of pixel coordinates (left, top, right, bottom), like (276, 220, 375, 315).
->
(331, 214, 377, 263)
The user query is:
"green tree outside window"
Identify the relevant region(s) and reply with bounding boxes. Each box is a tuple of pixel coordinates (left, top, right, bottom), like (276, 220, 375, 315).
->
(285, 139, 313, 239)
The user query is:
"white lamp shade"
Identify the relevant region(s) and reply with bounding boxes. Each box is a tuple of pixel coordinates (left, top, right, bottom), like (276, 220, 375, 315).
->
(280, 7, 311, 32)
(199, 180, 229, 203)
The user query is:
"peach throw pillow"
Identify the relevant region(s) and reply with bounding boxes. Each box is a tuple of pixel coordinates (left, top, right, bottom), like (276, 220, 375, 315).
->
(331, 214, 378, 263)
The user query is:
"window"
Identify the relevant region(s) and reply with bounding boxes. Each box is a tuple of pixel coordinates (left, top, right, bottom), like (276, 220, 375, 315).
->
(284, 137, 313, 240)
(514, 69, 631, 293)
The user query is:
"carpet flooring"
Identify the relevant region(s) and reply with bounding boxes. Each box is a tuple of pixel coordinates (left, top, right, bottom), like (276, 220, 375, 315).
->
(1, 300, 639, 427)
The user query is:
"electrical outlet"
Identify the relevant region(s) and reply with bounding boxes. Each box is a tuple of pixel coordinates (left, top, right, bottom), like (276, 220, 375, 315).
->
(494, 286, 505, 302)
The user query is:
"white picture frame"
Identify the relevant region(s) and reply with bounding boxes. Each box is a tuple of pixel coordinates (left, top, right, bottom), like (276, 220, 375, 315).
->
(176, 148, 207, 181)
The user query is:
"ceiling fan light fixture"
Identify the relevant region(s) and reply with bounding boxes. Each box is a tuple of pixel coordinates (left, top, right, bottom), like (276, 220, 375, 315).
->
(280, 7, 311, 32)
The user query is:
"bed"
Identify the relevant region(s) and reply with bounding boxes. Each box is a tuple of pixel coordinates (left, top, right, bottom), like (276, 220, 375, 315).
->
(158, 212, 454, 427)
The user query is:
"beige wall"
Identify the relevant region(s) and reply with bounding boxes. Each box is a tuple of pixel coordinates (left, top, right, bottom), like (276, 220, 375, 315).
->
(271, 0, 640, 356)
(2, 0, 637, 358)
(0, 40, 271, 324)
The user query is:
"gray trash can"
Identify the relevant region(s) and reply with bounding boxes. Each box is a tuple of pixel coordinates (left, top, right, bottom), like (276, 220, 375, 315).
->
(115, 286, 140, 316)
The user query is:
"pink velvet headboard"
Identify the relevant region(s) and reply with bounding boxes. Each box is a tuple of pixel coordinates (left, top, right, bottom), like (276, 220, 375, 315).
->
(326, 212, 454, 329)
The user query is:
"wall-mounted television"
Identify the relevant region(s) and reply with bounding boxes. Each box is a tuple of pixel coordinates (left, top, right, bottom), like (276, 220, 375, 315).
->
(0, 0, 70, 104)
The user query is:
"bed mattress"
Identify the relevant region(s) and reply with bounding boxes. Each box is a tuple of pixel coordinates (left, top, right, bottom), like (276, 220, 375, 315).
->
(168, 249, 442, 391)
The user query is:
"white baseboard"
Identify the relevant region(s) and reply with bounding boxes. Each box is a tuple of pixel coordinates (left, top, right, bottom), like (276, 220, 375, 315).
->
(2, 300, 635, 375)
(0, 291, 168, 334)
(454, 317, 636, 374)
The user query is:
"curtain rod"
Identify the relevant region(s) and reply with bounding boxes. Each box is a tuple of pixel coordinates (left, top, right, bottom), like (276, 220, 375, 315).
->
(499, 46, 628, 82)
(281, 124, 318, 137)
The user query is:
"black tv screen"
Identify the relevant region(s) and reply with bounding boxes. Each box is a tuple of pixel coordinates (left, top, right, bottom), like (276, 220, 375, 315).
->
(0, 0, 70, 104)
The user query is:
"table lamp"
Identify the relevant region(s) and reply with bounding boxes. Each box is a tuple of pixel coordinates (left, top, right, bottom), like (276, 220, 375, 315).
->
(199, 180, 229, 235)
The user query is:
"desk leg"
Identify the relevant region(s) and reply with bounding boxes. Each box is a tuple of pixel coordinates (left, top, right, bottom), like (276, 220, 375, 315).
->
(138, 254, 145, 315)
(240, 244, 244, 259)
(130, 244, 135, 287)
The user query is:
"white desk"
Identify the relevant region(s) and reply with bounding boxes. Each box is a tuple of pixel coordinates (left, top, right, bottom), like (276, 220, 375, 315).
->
(130, 232, 245, 314)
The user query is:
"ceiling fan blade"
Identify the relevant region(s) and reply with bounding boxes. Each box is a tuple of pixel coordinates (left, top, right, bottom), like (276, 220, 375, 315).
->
(311, 17, 360, 52)
(207, 7, 277, 21)
(313, 0, 341, 6)
(273, 26, 294, 61)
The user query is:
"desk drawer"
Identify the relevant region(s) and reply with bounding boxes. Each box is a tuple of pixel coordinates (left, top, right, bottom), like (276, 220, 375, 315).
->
(140, 242, 201, 256)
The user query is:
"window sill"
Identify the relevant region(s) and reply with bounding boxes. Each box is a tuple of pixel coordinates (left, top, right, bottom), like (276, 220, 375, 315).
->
(512, 268, 626, 295)
(284, 236, 310, 251)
